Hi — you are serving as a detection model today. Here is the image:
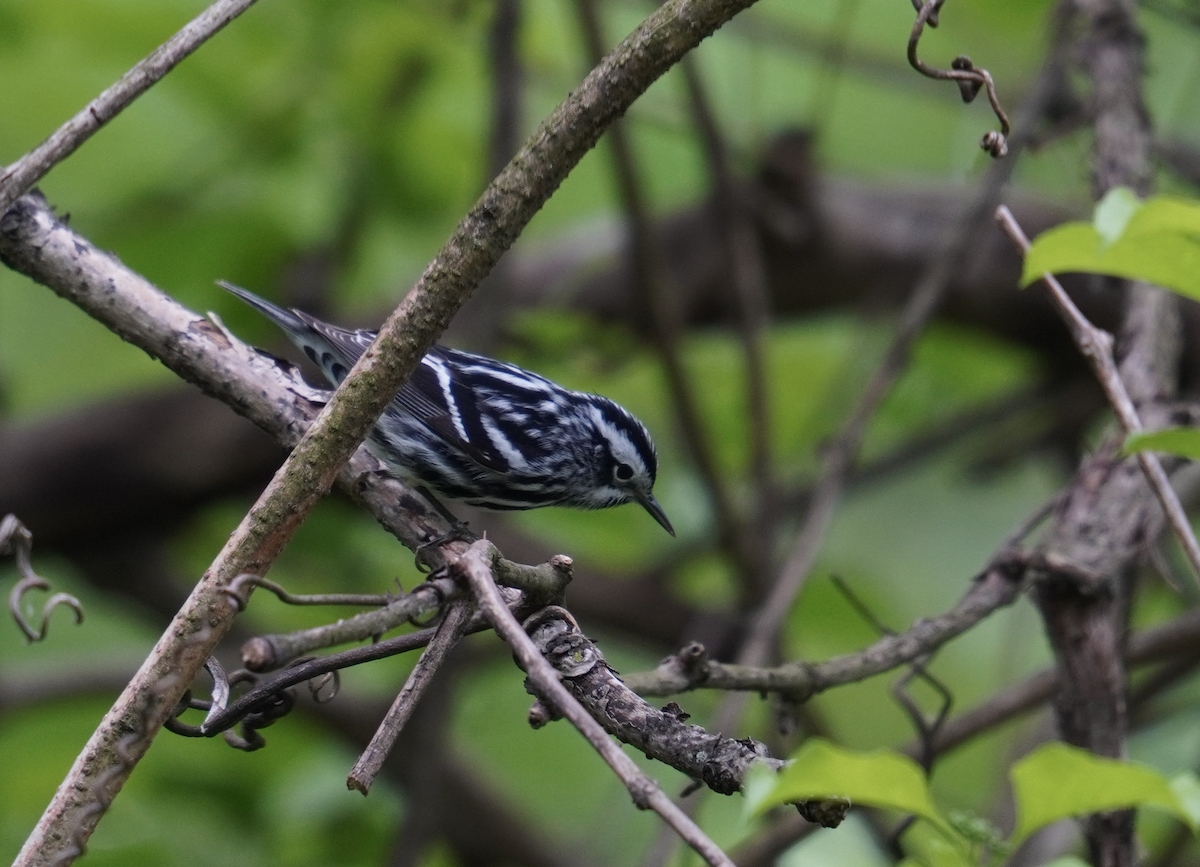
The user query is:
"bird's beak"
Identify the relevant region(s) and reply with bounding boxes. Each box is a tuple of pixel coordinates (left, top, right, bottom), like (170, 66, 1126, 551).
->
(635, 492, 675, 536)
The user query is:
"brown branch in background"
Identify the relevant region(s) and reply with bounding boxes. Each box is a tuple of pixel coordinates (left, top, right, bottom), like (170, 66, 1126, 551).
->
(487, 0, 525, 179)
(680, 55, 778, 579)
(825, 386, 1066, 500)
(0, 0, 263, 213)
(728, 27, 1063, 684)
(907, 0, 1010, 157)
(573, 0, 765, 596)
(456, 542, 739, 867)
(461, 0, 527, 350)
(1, 665, 140, 715)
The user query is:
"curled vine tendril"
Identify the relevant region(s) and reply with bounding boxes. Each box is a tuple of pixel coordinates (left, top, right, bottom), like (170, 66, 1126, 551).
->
(908, 0, 1010, 158)
(2, 514, 84, 642)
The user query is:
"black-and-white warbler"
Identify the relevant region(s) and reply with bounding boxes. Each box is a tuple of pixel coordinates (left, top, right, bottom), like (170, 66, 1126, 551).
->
(220, 282, 674, 535)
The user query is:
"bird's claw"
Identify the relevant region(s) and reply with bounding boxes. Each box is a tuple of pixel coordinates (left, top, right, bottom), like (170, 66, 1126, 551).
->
(413, 521, 476, 573)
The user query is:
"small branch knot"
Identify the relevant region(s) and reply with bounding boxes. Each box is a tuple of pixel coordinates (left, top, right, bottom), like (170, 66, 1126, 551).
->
(240, 637, 276, 671)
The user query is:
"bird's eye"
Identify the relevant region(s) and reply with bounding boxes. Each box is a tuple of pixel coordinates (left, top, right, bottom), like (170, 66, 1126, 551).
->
(615, 463, 634, 481)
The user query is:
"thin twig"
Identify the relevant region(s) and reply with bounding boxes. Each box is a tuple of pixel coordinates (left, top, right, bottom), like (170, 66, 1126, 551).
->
(0, 0, 262, 213)
(832, 575, 955, 772)
(227, 574, 399, 607)
(991, 490, 1063, 559)
(890, 656, 953, 773)
(235, 575, 461, 671)
(680, 54, 777, 571)
(995, 205, 1200, 589)
(457, 542, 737, 867)
(347, 599, 474, 794)
(623, 561, 1024, 697)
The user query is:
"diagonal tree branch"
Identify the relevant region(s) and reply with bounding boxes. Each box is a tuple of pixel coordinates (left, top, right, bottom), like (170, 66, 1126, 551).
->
(3, 1, 767, 862)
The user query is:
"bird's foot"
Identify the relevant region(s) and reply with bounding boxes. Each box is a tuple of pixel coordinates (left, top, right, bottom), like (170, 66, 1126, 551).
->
(414, 521, 477, 573)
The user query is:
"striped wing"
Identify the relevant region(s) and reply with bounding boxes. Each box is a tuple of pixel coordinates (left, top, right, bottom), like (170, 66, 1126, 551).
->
(293, 312, 511, 473)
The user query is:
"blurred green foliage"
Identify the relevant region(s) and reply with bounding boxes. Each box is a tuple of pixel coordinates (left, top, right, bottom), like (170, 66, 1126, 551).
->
(4, 0, 1200, 865)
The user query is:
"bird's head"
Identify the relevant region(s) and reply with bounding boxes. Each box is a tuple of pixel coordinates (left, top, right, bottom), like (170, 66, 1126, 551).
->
(582, 398, 674, 535)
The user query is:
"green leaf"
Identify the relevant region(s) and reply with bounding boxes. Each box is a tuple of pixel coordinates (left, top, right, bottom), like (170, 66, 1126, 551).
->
(752, 739, 951, 832)
(1011, 743, 1194, 844)
(1021, 194, 1200, 302)
(902, 811, 993, 864)
(1122, 427, 1200, 460)
(899, 818, 978, 867)
(1170, 773, 1200, 827)
(1093, 187, 1142, 247)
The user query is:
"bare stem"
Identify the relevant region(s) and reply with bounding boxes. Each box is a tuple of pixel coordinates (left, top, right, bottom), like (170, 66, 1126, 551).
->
(347, 599, 474, 794)
(624, 561, 1024, 697)
(995, 205, 1200, 589)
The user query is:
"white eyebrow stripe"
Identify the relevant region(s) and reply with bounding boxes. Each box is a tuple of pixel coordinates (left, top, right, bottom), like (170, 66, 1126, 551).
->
(588, 405, 645, 473)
